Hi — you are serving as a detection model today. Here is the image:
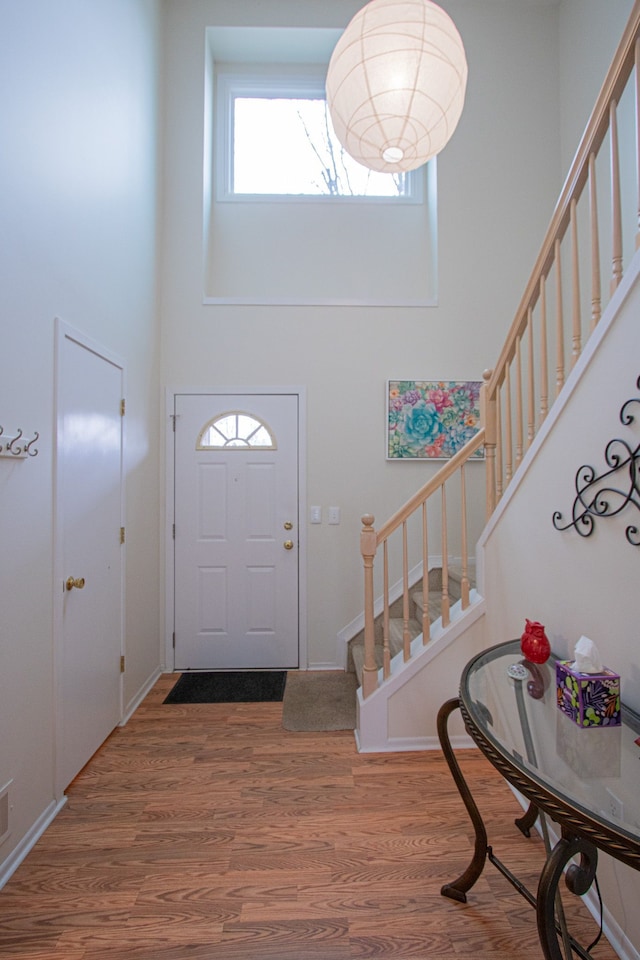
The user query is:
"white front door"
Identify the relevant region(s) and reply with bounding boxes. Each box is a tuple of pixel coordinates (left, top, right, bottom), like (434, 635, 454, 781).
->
(173, 393, 299, 670)
(56, 323, 123, 792)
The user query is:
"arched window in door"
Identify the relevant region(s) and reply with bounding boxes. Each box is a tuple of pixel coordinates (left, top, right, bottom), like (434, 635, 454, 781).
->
(196, 411, 277, 449)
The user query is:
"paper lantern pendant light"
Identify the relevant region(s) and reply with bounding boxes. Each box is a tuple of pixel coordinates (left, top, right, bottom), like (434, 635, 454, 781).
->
(326, 0, 468, 173)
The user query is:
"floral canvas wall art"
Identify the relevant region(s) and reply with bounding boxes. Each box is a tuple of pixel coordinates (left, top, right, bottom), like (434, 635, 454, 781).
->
(387, 380, 484, 460)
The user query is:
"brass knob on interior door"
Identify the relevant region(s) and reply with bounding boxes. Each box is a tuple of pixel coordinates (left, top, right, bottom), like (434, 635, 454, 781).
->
(283, 540, 294, 550)
(66, 577, 86, 591)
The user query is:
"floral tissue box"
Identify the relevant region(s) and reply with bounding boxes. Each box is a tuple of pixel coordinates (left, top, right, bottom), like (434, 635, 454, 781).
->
(556, 660, 621, 727)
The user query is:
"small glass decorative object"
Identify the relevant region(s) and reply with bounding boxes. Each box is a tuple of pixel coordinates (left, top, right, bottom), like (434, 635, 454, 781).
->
(520, 619, 551, 664)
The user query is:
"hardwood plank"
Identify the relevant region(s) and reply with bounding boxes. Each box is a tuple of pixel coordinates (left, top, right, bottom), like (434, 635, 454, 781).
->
(0, 679, 620, 960)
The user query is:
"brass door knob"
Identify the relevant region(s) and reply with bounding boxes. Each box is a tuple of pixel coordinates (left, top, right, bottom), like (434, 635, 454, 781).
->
(283, 540, 294, 550)
(66, 577, 86, 591)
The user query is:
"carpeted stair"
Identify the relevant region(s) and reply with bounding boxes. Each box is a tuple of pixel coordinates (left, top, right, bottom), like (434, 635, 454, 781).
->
(348, 564, 474, 687)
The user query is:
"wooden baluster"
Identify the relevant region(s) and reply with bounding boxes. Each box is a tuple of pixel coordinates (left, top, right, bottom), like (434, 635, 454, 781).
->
(555, 238, 565, 396)
(527, 308, 535, 445)
(496, 384, 503, 501)
(459, 464, 470, 609)
(504, 364, 513, 485)
(440, 484, 450, 627)
(421, 501, 430, 643)
(589, 153, 602, 330)
(360, 514, 378, 698)
(402, 521, 411, 661)
(515, 334, 523, 468)
(636, 38, 640, 249)
(382, 540, 390, 679)
(610, 99, 623, 293)
(481, 370, 497, 517)
(570, 198, 581, 367)
(539, 274, 549, 421)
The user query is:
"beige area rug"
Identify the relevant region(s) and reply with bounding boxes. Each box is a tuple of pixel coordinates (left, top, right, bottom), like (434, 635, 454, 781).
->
(282, 671, 358, 731)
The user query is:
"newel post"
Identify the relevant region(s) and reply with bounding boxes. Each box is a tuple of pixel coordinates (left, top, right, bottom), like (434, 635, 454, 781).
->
(481, 369, 497, 518)
(360, 514, 379, 698)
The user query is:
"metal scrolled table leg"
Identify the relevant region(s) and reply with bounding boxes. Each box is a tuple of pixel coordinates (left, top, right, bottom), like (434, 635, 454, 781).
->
(515, 800, 539, 837)
(537, 832, 599, 960)
(437, 697, 488, 902)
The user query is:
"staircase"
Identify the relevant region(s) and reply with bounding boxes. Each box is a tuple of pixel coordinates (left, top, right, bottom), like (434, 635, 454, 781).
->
(348, 564, 474, 686)
(352, 0, 640, 751)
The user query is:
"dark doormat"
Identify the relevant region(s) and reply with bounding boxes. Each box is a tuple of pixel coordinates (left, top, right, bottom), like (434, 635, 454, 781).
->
(164, 671, 287, 704)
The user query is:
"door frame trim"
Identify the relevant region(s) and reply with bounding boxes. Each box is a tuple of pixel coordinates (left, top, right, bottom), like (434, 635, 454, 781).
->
(53, 318, 125, 798)
(163, 385, 307, 672)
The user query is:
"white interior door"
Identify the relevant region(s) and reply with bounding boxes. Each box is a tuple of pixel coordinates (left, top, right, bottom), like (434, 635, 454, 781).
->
(174, 393, 299, 670)
(56, 324, 123, 791)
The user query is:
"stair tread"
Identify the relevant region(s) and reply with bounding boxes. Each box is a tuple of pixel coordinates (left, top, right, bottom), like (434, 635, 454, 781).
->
(411, 589, 449, 620)
(350, 639, 384, 684)
(388, 617, 422, 655)
(349, 564, 477, 687)
(351, 618, 422, 684)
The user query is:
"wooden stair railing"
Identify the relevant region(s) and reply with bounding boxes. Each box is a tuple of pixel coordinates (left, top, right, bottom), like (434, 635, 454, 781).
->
(360, 425, 485, 699)
(484, 3, 640, 513)
(359, 1, 640, 699)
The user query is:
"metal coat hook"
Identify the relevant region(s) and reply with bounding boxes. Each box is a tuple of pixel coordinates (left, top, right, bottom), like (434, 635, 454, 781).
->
(0, 425, 39, 459)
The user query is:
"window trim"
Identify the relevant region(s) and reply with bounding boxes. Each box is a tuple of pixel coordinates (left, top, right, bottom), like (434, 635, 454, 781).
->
(214, 69, 424, 204)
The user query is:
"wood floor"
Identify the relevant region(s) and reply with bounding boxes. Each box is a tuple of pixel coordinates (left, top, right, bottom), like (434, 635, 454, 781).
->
(0, 673, 619, 960)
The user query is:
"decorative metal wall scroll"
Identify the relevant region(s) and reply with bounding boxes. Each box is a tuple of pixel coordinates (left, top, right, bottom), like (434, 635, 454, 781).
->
(0, 426, 39, 459)
(553, 375, 640, 546)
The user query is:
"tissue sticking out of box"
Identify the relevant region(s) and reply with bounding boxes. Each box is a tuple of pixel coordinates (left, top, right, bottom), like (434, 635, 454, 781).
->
(573, 635, 603, 674)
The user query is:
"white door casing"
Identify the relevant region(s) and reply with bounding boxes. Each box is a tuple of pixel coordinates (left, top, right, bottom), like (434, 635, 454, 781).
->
(54, 321, 124, 794)
(173, 392, 300, 670)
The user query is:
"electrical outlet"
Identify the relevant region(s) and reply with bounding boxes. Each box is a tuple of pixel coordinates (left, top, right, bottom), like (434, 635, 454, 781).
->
(606, 788, 624, 820)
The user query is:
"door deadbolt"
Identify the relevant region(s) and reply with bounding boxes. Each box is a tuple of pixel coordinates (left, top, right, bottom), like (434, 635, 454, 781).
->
(284, 521, 293, 530)
(66, 577, 86, 591)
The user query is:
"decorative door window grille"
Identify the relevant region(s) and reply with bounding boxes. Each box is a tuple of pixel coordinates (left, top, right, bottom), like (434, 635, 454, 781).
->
(196, 412, 276, 450)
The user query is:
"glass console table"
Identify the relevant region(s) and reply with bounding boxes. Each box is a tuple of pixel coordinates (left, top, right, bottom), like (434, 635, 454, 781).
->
(437, 640, 640, 960)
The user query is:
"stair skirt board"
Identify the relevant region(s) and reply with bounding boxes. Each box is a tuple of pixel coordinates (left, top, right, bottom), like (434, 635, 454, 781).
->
(347, 561, 476, 685)
(355, 594, 485, 754)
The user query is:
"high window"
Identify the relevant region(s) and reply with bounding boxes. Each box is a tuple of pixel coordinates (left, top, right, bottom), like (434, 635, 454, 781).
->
(204, 27, 436, 306)
(217, 74, 420, 201)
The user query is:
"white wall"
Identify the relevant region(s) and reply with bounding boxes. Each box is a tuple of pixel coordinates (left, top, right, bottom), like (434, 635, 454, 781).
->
(160, 0, 563, 668)
(559, 0, 636, 172)
(480, 250, 640, 958)
(483, 9, 640, 949)
(0, 0, 633, 911)
(0, 0, 161, 875)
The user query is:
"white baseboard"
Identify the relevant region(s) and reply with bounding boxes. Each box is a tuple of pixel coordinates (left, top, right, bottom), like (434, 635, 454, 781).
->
(120, 666, 162, 726)
(599, 904, 640, 960)
(355, 732, 474, 753)
(0, 797, 66, 891)
(0, 668, 163, 889)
